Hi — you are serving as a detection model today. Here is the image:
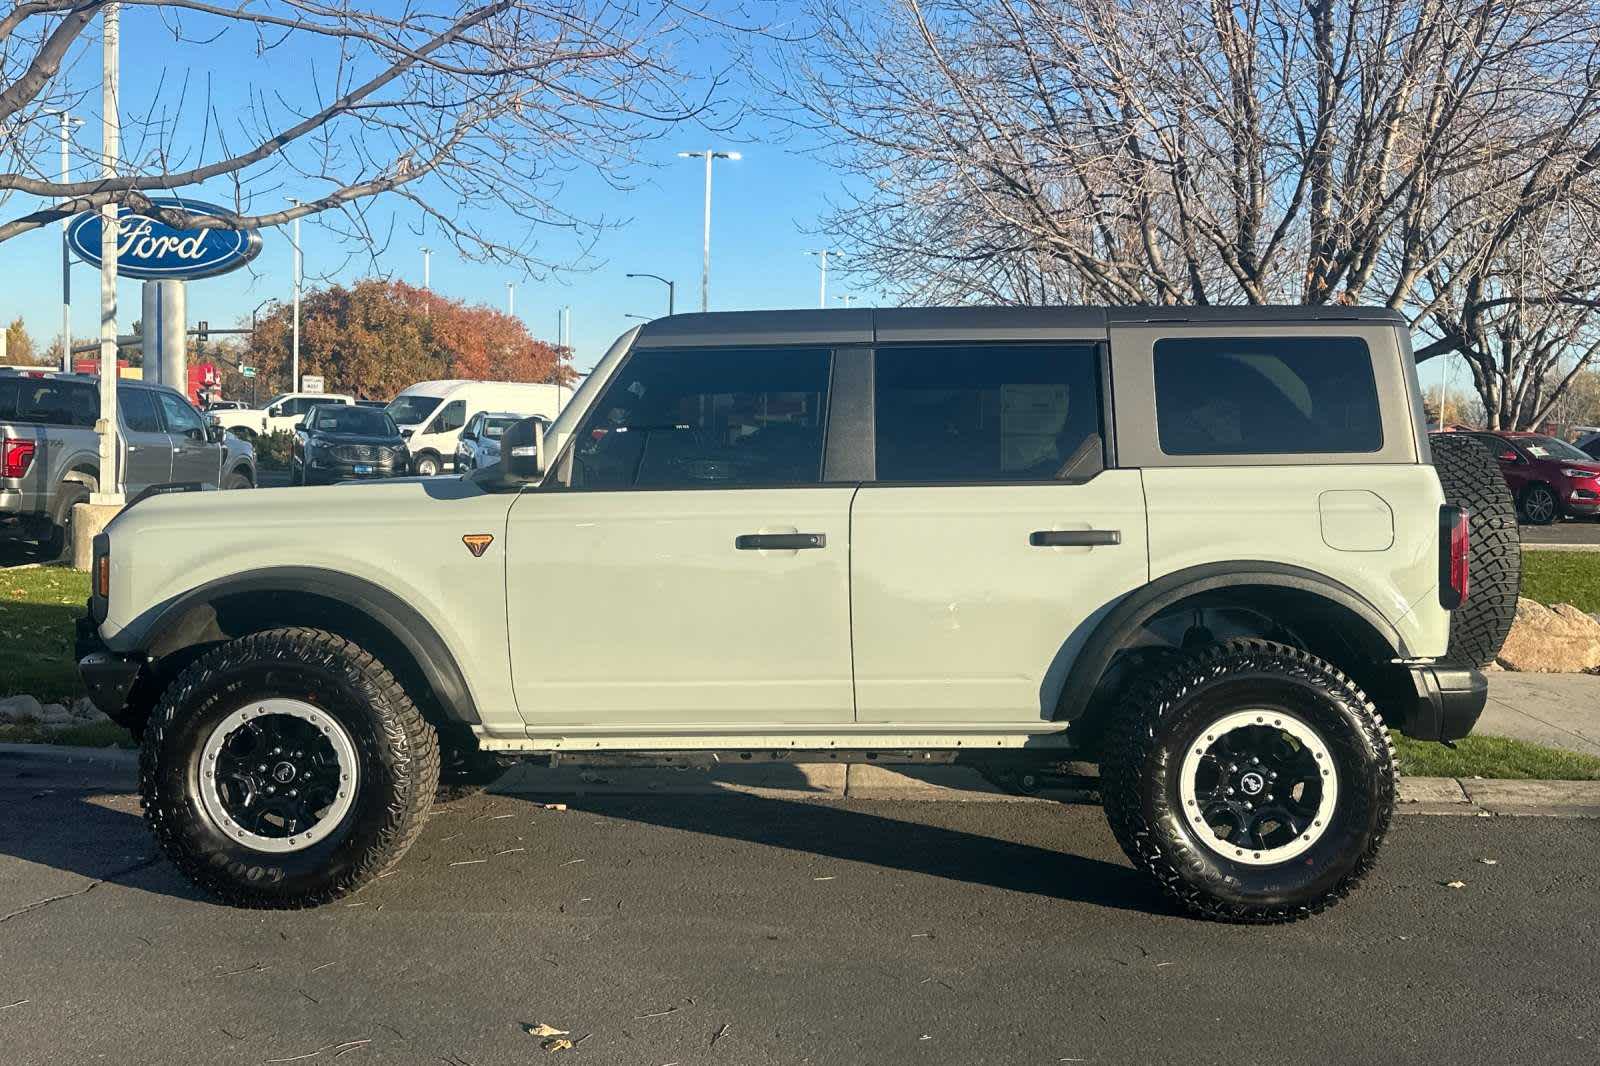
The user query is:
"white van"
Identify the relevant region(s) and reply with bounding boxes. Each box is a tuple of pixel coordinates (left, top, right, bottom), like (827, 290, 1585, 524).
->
(386, 380, 565, 476)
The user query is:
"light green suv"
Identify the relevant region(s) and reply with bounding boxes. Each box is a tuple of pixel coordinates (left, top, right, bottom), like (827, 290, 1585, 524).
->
(77, 306, 1518, 920)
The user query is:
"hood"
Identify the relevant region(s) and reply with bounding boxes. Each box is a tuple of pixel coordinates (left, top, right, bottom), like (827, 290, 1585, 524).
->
(307, 429, 405, 447)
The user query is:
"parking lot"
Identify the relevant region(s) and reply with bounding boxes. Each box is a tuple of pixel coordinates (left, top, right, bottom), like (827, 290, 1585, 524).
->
(1, 751, 1596, 1066)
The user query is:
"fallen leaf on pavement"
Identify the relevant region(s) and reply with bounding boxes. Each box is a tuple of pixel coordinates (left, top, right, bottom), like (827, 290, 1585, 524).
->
(1479, 858, 1498, 865)
(526, 1024, 570, 1037)
(544, 803, 568, 811)
(542, 1038, 575, 1053)
(1442, 880, 1467, 889)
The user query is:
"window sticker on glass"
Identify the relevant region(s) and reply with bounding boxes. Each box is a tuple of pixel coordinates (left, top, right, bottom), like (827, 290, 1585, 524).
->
(1000, 383, 1070, 472)
(1527, 445, 1551, 457)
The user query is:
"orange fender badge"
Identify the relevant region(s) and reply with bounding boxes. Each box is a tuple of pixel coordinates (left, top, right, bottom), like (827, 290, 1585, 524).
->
(462, 534, 494, 558)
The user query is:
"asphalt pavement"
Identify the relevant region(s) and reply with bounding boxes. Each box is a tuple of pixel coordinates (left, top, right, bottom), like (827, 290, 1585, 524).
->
(2, 754, 1596, 1066)
(1520, 517, 1600, 546)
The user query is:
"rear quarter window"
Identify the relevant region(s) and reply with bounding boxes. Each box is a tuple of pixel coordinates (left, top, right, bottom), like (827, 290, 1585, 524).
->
(4, 379, 97, 427)
(1153, 337, 1383, 455)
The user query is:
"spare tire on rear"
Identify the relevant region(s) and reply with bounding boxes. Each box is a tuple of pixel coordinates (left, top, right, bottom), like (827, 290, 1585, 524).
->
(1429, 433, 1521, 667)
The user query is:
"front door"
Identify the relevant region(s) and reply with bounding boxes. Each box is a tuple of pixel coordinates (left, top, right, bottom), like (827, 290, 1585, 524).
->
(506, 344, 854, 727)
(116, 386, 173, 494)
(155, 388, 223, 488)
(849, 342, 1150, 724)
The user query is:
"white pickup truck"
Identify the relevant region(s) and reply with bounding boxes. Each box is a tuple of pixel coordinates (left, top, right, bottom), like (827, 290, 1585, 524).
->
(209, 391, 354, 440)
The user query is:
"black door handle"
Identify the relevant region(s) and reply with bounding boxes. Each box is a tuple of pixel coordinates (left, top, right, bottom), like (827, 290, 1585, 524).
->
(1030, 529, 1121, 547)
(736, 533, 827, 550)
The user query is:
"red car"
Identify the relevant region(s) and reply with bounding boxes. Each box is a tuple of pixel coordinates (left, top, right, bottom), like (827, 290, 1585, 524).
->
(1463, 430, 1600, 524)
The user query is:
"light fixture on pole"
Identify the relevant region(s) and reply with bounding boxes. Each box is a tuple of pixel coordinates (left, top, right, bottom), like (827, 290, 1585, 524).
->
(676, 150, 741, 312)
(506, 281, 515, 316)
(94, 2, 122, 502)
(288, 198, 303, 393)
(805, 250, 833, 309)
(836, 294, 858, 307)
(52, 110, 84, 372)
(624, 272, 675, 317)
(420, 246, 432, 289)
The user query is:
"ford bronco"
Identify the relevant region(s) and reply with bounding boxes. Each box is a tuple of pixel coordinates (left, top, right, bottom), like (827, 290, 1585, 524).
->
(77, 307, 1519, 922)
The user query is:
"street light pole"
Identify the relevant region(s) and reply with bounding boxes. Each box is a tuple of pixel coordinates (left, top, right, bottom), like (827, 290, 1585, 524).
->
(625, 273, 676, 317)
(421, 246, 432, 289)
(95, 2, 122, 502)
(677, 150, 741, 312)
(56, 110, 83, 372)
(806, 250, 832, 309)
(288, 198, 302, 393)
(506, 281, 514, 316)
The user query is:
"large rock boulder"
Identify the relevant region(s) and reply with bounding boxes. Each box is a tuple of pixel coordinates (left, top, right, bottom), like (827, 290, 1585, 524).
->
(0, 694, 44, 723)
(1497, 598, 1600, 673)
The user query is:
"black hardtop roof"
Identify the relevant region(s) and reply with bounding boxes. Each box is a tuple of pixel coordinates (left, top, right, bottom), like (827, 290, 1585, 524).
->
(632, 304, 1407, 348)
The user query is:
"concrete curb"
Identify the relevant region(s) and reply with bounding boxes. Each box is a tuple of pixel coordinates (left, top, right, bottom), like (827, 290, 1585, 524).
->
(5, 742, 1598, 816)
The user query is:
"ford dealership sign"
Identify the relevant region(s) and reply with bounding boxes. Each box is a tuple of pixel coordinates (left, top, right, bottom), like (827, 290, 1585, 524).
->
(66, 197, 262, 280)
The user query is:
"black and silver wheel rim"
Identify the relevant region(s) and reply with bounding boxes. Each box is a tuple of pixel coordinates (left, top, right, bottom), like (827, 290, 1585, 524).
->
(198, 700, 359, 854)
(1178, 710, 1339, 866)
(1525, 487, 1556, 523)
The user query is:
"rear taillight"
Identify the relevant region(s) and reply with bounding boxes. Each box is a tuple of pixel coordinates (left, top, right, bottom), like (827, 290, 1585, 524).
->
(94, 553, 110, 600)
(1440, 505, 1470, 609)
(2, 439, 36, 479)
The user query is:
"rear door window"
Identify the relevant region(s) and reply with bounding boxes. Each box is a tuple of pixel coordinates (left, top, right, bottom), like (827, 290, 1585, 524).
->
(1152, 337, 1382, 455)
(873, 344, 1103, 482)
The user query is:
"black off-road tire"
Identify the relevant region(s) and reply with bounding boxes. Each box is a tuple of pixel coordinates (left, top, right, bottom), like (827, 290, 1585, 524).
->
(1429, 433, 1521, 666)
(1102, 639, 1396, 924)
(140, 627, 439, 908)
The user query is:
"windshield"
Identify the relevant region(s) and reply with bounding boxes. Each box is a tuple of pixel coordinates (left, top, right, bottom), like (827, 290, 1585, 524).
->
(311, 406, 397, 436)
(483, 416, 520, 439)
(386, 395, 442, 425)
(1518, 435, 1593, 462)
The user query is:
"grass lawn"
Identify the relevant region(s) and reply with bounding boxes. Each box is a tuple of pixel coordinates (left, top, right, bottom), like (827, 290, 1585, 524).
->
(1392, 731, 1600, 780)
(0, 564, 91, 704)
(1520, 550, 1600, 612)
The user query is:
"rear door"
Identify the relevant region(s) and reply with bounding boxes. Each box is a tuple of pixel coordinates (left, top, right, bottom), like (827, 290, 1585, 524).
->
(116, 386, 173, 493)
(154, 388, 224, 488)
(849, 342, 1149, 725)
(505, 344, 856, 727)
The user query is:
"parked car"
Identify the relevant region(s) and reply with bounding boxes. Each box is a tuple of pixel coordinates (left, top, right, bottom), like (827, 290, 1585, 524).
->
(1575, 431, 1600, 459)
(209, 391, 356, 441)
(289, 403, 410, 485)
(454, 411, 536, 471)
(355, 399, 389, 409)
(80, 306, 1520, 921)
(386, 380, 563, 476)
(1, 370, 254, 554)
(204, 399, 248, 412)
(1465, 429, 1600, 524)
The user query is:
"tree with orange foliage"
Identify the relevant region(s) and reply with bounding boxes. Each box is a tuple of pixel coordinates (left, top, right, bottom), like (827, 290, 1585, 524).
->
(242, 279, 571, 400)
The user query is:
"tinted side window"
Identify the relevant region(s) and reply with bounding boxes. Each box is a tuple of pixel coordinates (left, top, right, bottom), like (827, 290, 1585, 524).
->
(433, 400, 467, 433)
(12, 380, 97, 427)
(874, 345, 1103, 482)
(1153, 337, 1382, 455)
(157, 391, 205, 437)
(119, 388, 164, 433)
(571, 347, 832, 489)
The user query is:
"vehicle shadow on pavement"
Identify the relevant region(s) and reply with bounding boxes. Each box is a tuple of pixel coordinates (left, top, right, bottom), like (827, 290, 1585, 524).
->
(568, 792, 1171, 915)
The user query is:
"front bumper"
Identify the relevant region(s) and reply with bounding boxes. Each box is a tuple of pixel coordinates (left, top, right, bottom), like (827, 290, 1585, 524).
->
(306, 458, 407, 483)
(75, 615, 148, 731)
(1397, 663, 1488, 742)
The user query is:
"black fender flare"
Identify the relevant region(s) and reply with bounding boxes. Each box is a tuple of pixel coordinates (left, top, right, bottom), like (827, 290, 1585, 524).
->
(1053, 560, 1409, 723)
(115, 566, 480, 724)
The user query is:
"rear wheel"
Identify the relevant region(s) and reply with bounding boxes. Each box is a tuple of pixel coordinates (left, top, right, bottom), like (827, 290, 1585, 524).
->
(42, 481, 90, 559)
(140, 627, 438, 908)
(1429, 433, 1522, 667)
(1102, 639, 1395, 924)
(223, 469, 252, 490)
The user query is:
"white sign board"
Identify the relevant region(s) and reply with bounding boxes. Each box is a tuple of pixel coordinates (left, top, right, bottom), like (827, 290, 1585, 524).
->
(300, 375, 324, 394)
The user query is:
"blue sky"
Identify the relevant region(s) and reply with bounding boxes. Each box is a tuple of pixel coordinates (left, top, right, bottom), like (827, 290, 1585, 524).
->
(0, 3, 876, 377)
(0, 2, 1463, 395)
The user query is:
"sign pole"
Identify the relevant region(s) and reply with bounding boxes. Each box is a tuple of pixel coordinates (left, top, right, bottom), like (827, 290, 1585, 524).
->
(94, 1, 123, 504)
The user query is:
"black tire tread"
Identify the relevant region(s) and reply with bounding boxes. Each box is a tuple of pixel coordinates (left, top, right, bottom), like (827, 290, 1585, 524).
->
(1429, 433, 1521, 667)
(1102, 638, 1396, 925)
(139, 626, 439, 908)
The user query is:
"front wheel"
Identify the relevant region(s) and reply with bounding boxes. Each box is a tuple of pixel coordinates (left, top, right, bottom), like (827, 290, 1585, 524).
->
(413, 452, 440, 477)
(139, 628, 439, 908)
(1102, 639, 1395, 924)
(1520, 483, 1559, 525)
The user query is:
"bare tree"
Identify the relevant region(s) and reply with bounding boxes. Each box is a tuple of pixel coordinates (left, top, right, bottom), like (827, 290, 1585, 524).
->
(0, 1, 717, 272)
(763, 0, 1600, 427)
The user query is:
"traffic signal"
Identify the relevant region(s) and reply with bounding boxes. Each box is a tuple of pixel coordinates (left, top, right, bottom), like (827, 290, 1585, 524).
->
(196, 320, 209, 342)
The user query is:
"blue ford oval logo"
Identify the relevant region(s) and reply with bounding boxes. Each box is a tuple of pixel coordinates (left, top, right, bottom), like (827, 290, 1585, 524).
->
(66, 196, 262, 281)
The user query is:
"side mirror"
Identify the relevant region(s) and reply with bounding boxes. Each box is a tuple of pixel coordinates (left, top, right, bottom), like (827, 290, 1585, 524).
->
(205, 425, 225, 443)
(1497, 448, 1518, 462)
(503, 416, 546, 480)
(295, 420, 306, 431)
